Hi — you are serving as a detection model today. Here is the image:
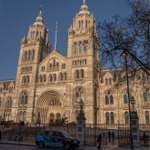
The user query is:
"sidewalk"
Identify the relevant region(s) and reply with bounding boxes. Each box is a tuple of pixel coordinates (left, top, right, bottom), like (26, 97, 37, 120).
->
(0, 140, 149, 150)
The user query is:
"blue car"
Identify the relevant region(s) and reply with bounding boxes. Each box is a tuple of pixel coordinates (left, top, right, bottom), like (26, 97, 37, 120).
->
(36, 130, 80, 150)
(36, 132, 64, 149)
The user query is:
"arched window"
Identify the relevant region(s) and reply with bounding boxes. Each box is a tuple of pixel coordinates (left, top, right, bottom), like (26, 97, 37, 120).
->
(28, 50, 31, 60)
(110, 112, 114, 124)
(20, 92, 28, 105)
(80, 69, 84, 78)
(43, 75, 46, 82)
(105, 94, 113, 105)
(6, 97, 12, 108)
(105, 78, 108, 85)
(145, 111, 150, 124)
(49, 113, 55, 123)
(56, 113, 61, 120)
(110, 95, 113, 104)
(50, 99, 61, 106)
(105, 112, 109, 124)
(75, 70, 80, 79)
(9, 99, 12, 108)
(125, 111, 129, 125)
(24, 51, 27, 61)
(105, 96, 109, 105)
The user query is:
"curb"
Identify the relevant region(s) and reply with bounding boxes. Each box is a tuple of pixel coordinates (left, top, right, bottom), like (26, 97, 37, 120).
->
(0, 141, 36, 147)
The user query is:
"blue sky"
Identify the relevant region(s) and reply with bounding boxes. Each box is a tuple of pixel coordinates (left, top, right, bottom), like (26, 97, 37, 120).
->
(0, 0, 131, 80)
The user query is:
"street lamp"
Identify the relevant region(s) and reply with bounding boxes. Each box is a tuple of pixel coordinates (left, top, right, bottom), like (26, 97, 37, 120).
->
(121, 51, 133, 150)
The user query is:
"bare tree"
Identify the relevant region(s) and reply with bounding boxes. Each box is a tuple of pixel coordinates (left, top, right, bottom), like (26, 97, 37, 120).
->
(97, 0, 150, 75)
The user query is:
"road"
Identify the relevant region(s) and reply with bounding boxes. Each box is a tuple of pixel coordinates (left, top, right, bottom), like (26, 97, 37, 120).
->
(0, 144, 83, 150)
(0, 143, 149, 150)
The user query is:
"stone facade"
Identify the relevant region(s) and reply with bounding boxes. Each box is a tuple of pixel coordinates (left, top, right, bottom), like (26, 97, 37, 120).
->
(0, 1, 149, 125)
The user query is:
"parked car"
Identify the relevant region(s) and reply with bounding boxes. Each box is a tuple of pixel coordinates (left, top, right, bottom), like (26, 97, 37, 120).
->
(35, 130, 80, 150)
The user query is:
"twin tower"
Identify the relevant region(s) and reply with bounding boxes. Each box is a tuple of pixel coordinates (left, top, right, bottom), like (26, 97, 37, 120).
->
(14, 0, 100, 124)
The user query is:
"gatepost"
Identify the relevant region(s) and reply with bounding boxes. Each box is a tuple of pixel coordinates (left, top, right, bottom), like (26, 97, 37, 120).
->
(131, 111, 140, 146)
(76, 111, 86, 145)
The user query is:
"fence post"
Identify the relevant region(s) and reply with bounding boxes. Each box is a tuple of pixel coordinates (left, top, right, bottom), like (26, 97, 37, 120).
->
(130, 112, 140, 146)
(76, 111, 86, 145)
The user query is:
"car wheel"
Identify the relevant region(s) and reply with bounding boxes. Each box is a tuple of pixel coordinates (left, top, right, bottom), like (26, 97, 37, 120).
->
(65, 143, 71, 150)
(38, 141, 45, 148)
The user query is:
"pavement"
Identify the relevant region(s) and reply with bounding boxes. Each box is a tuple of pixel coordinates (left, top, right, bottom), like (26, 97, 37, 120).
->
(0, 140, 149, 150)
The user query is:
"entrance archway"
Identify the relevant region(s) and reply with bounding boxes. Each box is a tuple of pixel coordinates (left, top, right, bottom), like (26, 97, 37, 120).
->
(36, 91, 62, 123)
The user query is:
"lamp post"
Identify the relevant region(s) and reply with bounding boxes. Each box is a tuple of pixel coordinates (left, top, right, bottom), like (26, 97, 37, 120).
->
(115, 83, 120, 146)
(79, 98, 84, 113)
(36, 112, 41, 131)
(121, 51, 133, 150)
(131, 96, 135, 112)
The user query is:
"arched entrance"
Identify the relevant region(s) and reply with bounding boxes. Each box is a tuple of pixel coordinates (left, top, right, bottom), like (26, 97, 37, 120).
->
(36, 91, 63, 123)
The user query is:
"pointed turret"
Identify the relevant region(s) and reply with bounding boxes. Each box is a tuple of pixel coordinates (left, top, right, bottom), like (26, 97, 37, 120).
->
(78, 0, 90, 15)
(33, 10, 44, 26)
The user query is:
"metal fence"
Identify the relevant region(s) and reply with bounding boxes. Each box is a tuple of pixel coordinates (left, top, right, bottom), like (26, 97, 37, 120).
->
(1, 123, 149, 146)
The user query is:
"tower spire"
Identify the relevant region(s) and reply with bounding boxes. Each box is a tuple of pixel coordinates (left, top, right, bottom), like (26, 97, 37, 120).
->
(79, 0, 90, 15)
(54, 21, 58, 51)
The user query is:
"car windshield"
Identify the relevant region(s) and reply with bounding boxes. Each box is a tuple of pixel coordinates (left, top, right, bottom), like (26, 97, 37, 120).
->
(62, 131, 72, 138)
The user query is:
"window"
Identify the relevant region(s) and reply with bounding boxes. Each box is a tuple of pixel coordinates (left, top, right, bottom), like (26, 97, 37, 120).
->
(105, 94, 113, 105)
(20, 92, 28, 105)
(110, 112, 114, 124)
(49, 113, 55, 122)
(105, 78, 112, 85)
(124, 94, 128, 104)
(105, 96, 109, 105)
(22, 76, 30, 84)
(6, 97, 12, 108)
(49, 99, 61, 106)
(145, 111, 150, 124)
(125, 111, 129, 125)
(75, 70, 79, 79)
(105, 79, 108, 85)
(80, 69, 84, 78)
(19, 111, 26, 121)
(143, 92, 150, 102)
(105, 112, 109, 124)
(56, 113, 61, 120)
(105, 112, 114, 125)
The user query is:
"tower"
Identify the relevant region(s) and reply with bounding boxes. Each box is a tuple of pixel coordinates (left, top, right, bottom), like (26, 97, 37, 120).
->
(67, 0, 100, 124)
(14, 11, 51, 123)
